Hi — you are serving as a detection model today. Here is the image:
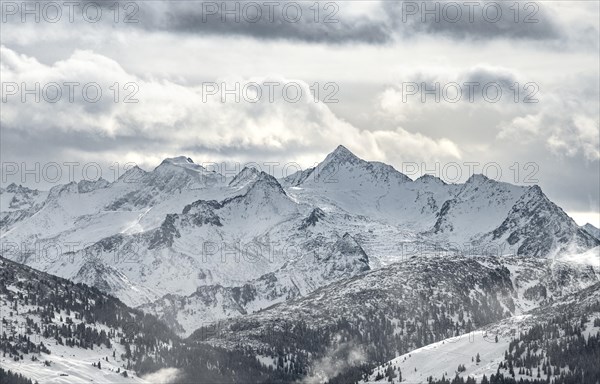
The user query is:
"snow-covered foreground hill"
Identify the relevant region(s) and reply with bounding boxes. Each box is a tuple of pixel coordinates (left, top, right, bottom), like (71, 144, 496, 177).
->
(0, 256, 295, 384)
(1, 146, 598, 338)
(0, 256, 174, 383)
(364, 282, 600, 384)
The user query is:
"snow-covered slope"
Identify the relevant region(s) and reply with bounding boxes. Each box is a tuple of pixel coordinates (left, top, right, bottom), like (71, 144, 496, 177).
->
(0, 183, 48, 213)
(0, 256, 176, 384)
(141, 232, 370, 336)
(365, 329, 513, 384)
(0, 183, 48, 233)
(364, 282, 600, 384)
(284, 146, 598, 254)
(283, 145, 457, 230)
(428, 174, 526, 243)
(485, 185, 599, 258)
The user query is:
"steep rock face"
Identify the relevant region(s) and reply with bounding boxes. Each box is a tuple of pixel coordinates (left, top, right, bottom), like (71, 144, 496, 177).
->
(582, 223, 600, 240)
(430, 174, 526, 243)
(481, 256, 600, 313)
(0, 183, 47, 232)
(228, 166, 261, 189)
(142, 233, 371, 336)
(299, 207, 326, 229)
(77, 178, 110, 193)
(106, 157, 225, 211)
(487, 186, 600, 257)
(148, 214, 182, 249)
(72, 258, 159, 307)
(1, 183, 46, 211)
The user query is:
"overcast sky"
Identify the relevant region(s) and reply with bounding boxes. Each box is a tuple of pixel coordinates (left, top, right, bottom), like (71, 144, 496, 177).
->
(1, 1, 599, 226)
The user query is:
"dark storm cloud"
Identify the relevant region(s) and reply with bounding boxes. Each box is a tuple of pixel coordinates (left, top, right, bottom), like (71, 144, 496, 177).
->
(84, 0, 392, 44)
(152, 2, 391, 44)
(74, 0, 567, 44)
(383, 0, 563, 41)
(384, 65, 527, 107)
(2, 125, 127, 157)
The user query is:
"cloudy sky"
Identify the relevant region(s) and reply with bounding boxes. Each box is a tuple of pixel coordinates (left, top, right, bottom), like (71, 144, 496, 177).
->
(1, 0, 599, 225)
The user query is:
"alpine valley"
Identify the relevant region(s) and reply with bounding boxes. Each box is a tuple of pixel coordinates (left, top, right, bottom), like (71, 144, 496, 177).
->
(1, 146, 599, 384)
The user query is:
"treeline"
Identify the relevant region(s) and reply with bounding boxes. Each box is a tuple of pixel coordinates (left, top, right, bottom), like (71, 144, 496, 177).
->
(497, 307, 600, 384)
(426, 304, 600, 384)
(0, 256, 179, 368)
(0, 368, 34, 384)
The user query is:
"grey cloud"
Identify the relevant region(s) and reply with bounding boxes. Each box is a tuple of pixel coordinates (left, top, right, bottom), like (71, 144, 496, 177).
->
(3, 1, 588, 47)
(463, 67, 518, 89)
(379, 65, 534, 118)
(383, 0, 564, 41)
(72, 0, 569, 45)
(160, 8, 390, 44)
(99, 0, 392, 44)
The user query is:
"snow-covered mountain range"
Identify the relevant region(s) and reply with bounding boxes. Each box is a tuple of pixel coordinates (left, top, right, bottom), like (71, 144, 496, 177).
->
(1, 146, 598, 337)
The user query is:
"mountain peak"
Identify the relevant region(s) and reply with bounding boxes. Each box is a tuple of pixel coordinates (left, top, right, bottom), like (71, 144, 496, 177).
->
(324, 145, 361, 164)
(229, 166, 261, 188)
(465, 173, 492, 184)
(5, 182, 32, 193)
(224, 170, 288, 201)
(327, 232, 370, 269)
(77, 178, 110, 193)
(116, 164, 146, 182)
(518, 184, 545, 200)
(415, 174, 446, 185)
(334, 144, 352, 155)
(250, 171, 286, 194)
(161, 156, 195, 165)
(155, 155, 209, 174)
(582, 223, 600, 240)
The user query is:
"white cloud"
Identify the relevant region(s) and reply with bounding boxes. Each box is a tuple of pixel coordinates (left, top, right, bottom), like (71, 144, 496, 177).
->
(1, 45, 462, 170)
(498, 105, 599, 162)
